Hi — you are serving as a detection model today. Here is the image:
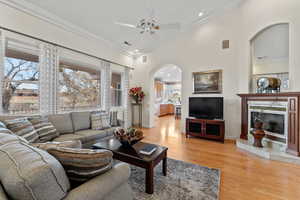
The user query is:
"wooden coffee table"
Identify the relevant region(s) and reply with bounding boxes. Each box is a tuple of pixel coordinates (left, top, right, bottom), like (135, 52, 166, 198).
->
(92, 138, 168, 194)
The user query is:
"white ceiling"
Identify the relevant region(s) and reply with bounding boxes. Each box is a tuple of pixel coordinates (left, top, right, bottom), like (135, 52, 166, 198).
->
(154, 65, 182, 82)
(23, 0, 242, 55)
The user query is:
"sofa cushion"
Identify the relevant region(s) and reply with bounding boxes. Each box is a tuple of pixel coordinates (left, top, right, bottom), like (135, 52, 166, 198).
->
(75, 129, 107, 143)
(91, 112, 111, 130)
(71, 111, 91, 131)
(48, 114, 74, 134)
(31, 140, 82, 151)
(47, 147, 113, 182)
(0, 132, 28, 145)
(0, 142, 70, 200)
(53, 134, 84, 143)
(28, 116, 59, 142)
(4, 118, 39, 143)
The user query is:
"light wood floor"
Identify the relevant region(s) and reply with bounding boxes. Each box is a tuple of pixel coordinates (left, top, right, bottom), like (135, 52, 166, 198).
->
(141, 116, 300, 200)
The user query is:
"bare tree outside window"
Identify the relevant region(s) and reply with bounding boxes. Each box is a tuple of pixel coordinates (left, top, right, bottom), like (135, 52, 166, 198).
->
(58, 64, 101, 111)
(2, 57, 39, 114)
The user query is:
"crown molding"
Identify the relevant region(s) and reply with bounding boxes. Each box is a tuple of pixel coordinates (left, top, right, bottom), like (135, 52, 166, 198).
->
(0, 0, 131, 57)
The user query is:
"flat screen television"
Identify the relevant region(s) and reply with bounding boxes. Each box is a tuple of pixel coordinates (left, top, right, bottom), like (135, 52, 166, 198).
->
(189, 97, 224, 119)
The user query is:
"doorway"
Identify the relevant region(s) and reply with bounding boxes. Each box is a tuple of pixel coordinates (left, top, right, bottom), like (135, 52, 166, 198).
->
(153, 65, 182, 130)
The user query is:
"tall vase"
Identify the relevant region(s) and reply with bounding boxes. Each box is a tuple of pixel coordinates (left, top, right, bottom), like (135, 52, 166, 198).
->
(251, 120, 265, 148)
(133, 96, 140, 104)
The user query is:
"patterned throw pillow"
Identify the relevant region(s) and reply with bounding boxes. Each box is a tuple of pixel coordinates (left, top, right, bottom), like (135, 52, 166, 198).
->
(101, 114, 111, 129)
(31, 140, 82, 151)
(4, 118, 39, 143)
(91, 112, 111, 130)
(47, 147, 113, 182)
(28, 116, 60, 142)
(0, 121, 14, 134)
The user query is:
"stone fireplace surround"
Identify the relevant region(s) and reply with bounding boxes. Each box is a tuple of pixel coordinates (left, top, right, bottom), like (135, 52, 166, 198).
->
(236, 92, 300, 165)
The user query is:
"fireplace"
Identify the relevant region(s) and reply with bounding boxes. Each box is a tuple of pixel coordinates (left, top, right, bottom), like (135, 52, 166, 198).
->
(248, 101, 288, 149)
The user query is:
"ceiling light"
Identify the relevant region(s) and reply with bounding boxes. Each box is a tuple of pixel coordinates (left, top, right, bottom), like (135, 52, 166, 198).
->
(198, 12, 204, 17)
(134, 49, 139, 53)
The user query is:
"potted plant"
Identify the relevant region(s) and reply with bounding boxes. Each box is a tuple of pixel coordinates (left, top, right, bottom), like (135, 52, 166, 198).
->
(129, 87, 145, 104)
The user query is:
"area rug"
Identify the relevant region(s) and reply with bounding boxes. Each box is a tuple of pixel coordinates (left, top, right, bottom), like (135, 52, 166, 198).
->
(129, 158, 220, 200)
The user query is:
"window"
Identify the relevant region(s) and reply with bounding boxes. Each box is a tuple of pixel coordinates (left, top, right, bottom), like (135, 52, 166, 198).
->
(111, 72, 122, 107)
(58, 61, 101, 111)
(2, 39, 40, 114)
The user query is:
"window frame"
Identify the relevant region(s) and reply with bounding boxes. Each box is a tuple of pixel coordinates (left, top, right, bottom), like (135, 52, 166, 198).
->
(1, 35, 41, 116)
(57, 57, 104, 113)
(111, 70, 124, 109)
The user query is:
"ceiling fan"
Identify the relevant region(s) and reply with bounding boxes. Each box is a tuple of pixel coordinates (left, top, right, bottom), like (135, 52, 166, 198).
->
(115, 8, 180, 34)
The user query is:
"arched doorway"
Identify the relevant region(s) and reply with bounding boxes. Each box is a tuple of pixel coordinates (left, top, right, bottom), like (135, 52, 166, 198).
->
(151, 64, 182, 130)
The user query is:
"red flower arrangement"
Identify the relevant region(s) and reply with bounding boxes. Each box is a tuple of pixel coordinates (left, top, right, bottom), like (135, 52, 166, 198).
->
(129, 87, 145, 104)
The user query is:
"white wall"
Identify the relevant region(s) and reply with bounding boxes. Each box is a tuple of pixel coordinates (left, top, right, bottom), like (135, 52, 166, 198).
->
(131, 0, 300, 139)
(0, 2, 132, 66)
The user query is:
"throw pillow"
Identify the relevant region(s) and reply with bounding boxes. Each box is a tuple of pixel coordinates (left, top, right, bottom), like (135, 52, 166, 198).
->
(47, 147, 113, 182)
(101, 114, 111, 129)
(32, 140, 82, 151)
(71, 111, 91, 131)
(0, 142, 70, 200)
(0, 121, 6, 128)
(110, 111, 118, 127)
(4, 118, 39, 143)
(0, 121, 14, 134)
(91, 111, 110, 130)
(28, 116, 60, 142)
(48, 113, 74, 134)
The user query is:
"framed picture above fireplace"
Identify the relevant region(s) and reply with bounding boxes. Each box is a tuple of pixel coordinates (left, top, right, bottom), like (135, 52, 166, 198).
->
(192, 70, 222, 94)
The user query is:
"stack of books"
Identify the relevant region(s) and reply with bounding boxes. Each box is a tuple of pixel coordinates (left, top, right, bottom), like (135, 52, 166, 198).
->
(139, 144, 157, 155)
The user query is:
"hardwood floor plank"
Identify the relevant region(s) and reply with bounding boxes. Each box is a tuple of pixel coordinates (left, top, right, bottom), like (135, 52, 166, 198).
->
(140, 116, 300, 200)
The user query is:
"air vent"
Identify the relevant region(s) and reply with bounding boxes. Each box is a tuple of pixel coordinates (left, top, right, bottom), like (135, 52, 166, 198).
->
(222, 40, 229, 49)
(142, 55, 147, 63)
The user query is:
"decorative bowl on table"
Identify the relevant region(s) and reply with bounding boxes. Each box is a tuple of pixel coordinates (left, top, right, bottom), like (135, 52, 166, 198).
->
(114, 128, 144, 148)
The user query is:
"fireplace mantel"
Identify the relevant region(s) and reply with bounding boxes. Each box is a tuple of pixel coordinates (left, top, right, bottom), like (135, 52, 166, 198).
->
(237, 92, 300, 156)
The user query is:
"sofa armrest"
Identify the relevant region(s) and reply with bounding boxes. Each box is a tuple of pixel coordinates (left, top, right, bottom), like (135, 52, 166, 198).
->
(0, 185, 8, 200)
(64, 162, 131, 200)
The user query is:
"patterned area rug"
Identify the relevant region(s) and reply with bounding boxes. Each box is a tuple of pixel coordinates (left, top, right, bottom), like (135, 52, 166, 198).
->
(129, 158, 220, 200)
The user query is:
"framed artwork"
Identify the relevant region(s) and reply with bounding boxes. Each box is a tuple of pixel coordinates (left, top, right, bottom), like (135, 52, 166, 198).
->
(193, 70, 222, 94)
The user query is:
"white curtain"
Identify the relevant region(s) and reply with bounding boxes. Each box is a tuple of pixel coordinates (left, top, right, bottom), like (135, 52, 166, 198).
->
(123, 68, 130, 128)
(39, 44, 58, 115)
(101, 60, 111, 113)
(0, 33, 4, 114)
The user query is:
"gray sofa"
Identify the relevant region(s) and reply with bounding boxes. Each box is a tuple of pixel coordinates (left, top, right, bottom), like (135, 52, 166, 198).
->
(0, 111, 133, 200)
(0, 111, 121, 148)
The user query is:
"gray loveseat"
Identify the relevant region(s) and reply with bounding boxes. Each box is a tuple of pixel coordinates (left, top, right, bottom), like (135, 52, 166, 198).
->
(0, 111, 133, 200)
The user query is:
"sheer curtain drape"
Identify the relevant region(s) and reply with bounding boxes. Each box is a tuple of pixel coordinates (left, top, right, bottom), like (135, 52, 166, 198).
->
(39, 44, 58, 115)
(101, 60, 111, 113)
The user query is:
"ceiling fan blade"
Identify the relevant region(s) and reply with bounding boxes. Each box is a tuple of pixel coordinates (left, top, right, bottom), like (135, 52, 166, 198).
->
(156, 23, 181, 30)
(115, 22, 138, 29)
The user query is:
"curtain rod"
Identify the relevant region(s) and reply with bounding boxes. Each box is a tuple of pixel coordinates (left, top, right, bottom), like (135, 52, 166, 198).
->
(0, 26, 134, 70)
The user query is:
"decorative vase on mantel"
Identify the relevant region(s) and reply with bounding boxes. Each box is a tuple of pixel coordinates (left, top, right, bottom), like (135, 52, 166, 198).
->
(251, 120, 265, 148)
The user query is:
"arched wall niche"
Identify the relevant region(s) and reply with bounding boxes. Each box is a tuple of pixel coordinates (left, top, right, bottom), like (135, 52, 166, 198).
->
(249, 23, 290, 92)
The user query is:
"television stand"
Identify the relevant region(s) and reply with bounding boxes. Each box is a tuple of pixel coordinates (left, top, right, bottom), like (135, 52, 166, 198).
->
(186, 118, 225, 143)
